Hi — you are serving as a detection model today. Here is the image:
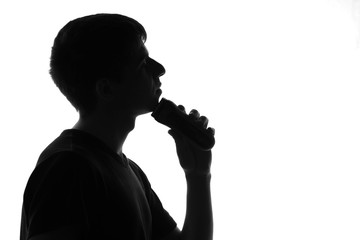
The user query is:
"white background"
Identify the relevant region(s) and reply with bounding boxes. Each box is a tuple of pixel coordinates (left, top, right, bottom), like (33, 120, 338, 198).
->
(1, 0, 360, 239)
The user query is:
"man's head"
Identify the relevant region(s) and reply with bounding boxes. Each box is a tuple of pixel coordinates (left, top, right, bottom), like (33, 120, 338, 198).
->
(50, 13, 155, 116)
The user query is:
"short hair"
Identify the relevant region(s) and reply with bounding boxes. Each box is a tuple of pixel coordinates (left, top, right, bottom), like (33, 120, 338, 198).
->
(49, 13, 147, 114)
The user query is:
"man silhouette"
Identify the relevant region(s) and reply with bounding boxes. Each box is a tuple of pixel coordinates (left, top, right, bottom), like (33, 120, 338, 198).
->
(20, 13, 214, 240)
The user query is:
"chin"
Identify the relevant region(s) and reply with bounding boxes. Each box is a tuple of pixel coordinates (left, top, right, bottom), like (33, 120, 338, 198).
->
(135, 98, 160, 116)
(149, 97, 161, 112)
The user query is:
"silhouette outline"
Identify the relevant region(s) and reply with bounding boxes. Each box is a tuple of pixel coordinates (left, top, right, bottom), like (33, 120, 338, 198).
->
(20, 13, 215, 240)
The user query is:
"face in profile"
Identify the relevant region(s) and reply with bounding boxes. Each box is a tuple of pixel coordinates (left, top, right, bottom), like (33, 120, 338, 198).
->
(108, 42, 166, 116)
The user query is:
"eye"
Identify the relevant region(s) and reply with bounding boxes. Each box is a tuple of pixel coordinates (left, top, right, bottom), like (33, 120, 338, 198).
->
(143, 57, 151, 65)
(135, 57, 148, 70)
(143, 58, 155, 71)
(138, 57, 148, 68)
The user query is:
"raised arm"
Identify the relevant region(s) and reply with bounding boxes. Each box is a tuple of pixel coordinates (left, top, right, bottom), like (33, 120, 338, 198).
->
(165, 108, 214, 240)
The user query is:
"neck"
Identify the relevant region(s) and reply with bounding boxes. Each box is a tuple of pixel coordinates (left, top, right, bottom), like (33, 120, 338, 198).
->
(73, 111, 136, 155)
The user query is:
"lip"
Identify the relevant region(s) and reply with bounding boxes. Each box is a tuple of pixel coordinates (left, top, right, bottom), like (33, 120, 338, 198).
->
(155, 79, 162, 88)
(155, 88, 162, 96)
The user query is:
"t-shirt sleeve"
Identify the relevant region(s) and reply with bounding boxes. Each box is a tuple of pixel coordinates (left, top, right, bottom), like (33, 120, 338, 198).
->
(129, 160, 177, 240)
(22, 152, 103, 239)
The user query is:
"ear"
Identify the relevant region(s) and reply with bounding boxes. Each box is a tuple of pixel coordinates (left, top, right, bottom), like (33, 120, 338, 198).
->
(95, 78, 113, 100)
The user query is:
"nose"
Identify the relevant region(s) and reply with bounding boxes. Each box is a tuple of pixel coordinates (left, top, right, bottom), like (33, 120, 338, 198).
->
(157, 63, 166, 77)
(150, 58, 165, 77)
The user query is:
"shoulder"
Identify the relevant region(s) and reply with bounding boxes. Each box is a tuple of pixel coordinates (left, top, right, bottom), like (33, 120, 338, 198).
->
(128, 159, 144, 174)
(128, 159, 149, 183)
(128, 159, 150, 185)
(22, 152, 105, 239)
(24, 151, 102, 202)
(34, 151, 96, 180)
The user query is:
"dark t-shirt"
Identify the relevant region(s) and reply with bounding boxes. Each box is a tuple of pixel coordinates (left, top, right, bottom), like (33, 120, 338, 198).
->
(20, 129, 177, 240)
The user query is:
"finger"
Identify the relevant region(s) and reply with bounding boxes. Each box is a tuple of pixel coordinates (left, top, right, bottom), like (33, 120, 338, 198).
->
(189, 109, 200, 119)
(169, 128, 207, 151)
(207, 127, 215, 136)
(168, 129, 184, 142)
(168, 129, 192, 147)
(198, 116, 209, 128)
(168, 129, 179, 138)
(178, 105, 186, 112)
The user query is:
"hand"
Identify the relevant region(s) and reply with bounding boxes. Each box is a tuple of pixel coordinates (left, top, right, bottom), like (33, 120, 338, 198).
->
(168, 106, 215, 176)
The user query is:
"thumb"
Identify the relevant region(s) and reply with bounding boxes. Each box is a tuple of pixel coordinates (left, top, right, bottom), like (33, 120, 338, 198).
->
(168, 129, 190, 148)
(168, 129, 198, 149)
(168, 129, 182, 140)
